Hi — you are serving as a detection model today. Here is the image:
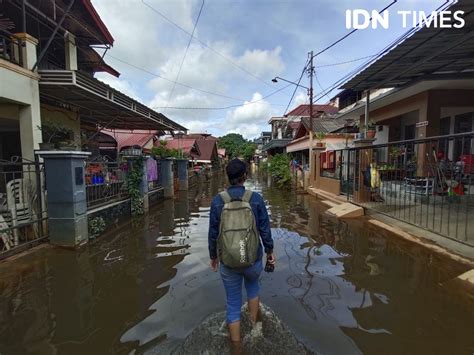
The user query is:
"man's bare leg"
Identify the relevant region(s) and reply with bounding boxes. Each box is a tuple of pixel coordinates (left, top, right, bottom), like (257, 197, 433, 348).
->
(248, 296, 260, 324)
(228, 321, 241, 342)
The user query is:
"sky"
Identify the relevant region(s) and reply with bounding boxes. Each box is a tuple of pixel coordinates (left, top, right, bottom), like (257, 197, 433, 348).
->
(91, 0, 447, 139)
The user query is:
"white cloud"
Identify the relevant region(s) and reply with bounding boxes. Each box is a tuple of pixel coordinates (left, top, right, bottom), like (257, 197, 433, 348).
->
(293, 91, 308, 107)
(223, 93, 273, 139)
(237, 46, 285, 77)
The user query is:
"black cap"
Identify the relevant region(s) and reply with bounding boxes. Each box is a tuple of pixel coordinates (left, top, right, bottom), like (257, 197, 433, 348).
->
(226, 158, 247, 181)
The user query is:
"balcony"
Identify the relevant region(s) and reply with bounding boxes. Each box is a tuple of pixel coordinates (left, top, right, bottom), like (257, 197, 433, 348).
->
(0, 30, 23, 67)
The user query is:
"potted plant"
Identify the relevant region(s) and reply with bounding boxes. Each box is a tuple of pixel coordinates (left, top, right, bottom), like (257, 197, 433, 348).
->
(315, 132, 326, 148)
(366, 121, 377, 139)
(38, 122, 75, 150)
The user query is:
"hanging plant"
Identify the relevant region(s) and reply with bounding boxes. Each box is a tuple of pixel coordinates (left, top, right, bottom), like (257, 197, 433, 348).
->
(126, 158, 144, 216)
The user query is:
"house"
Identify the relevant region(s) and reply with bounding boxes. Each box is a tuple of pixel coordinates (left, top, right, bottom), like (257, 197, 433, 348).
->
(311, 0, 474, 245)
(164, 134, 219, 166)
(0, 0, 185, 163)
(262, 104, 339, 157)
(254, 131, 271, 162)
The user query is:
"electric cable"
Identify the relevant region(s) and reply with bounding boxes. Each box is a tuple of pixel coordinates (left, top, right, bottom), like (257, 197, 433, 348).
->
(165, 0, 205, 108)
(152, 83, 292, 110)
(141, 0, 273, 87)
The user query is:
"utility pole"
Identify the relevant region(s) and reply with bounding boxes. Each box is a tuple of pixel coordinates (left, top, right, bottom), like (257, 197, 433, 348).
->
(308, 51, 314, 185)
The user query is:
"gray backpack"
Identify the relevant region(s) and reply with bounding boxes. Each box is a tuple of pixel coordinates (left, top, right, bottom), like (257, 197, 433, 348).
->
(217, 190, 259, 268)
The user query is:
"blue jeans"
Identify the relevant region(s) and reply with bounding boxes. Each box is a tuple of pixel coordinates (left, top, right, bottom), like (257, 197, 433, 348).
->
(220, 258, 263, 324)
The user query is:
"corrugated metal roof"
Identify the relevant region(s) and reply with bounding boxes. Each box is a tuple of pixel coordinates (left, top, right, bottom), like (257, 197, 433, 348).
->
(301, 117, 353, 134)
(286, 104, 339, 117)
(162, 138, 200, 156)
(342, 0, 474, 91)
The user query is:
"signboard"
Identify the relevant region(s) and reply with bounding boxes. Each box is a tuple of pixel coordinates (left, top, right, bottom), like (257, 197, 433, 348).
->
(416, 121, 429, 128)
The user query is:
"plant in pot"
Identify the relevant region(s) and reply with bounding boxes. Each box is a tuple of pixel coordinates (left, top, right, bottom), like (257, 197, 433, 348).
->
(38, 122, 75, 150)
(315, 132, 326, 148)
(366, 121, 377, 139)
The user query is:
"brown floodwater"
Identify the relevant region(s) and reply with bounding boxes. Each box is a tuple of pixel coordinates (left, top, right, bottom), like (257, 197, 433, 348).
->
(0, 173, 473, 354)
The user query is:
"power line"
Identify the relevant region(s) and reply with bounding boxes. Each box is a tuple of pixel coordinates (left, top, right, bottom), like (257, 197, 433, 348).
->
(141, 0, 273, 88)
(315, 73, 331, 102)
(282, 58, 310, 115)
(315, 55, 378, 68)
(152, 83, 292, 110)
(165, 0, 205, 108)
(105, 53, 247, 102)
(311, 0, 399, 59)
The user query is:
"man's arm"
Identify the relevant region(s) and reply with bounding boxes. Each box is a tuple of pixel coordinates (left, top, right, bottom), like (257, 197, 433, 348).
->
(257, 196, 273, 254)
(208, 198, 220, 260)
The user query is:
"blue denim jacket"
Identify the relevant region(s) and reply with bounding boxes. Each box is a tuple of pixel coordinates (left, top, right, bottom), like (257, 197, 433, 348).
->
(208, 185, 273, 260)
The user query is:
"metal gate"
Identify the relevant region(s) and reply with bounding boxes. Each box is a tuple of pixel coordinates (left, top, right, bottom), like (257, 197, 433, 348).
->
(0, 158, 48, 259)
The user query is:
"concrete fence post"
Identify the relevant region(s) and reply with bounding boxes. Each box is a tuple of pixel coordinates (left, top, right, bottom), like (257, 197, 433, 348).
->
(124, 156, 149, 214)
(160, 159, 174, 198)
(38, 150, 91, 247)
(176, 159, 189, 191)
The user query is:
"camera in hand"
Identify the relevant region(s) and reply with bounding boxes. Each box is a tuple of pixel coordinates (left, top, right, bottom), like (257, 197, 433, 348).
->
(265, 256, 275, 273)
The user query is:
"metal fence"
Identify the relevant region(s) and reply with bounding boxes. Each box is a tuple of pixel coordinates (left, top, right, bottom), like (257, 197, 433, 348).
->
(0, 159, 47, 259)
(321, 133, 474, 245)
(85, 161, 129, 208)
(0, 30, 23, 66)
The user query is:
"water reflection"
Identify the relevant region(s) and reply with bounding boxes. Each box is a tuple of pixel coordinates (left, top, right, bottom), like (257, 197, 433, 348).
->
(0, 174, 472, 355)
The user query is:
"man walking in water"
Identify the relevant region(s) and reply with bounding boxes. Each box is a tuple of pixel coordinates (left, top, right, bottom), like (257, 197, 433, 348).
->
(208, 158, 275, 348)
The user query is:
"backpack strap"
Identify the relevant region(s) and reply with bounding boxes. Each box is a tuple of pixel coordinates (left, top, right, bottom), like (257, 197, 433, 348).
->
(242, 190, 253, 203)
(219, 191, 232, 204)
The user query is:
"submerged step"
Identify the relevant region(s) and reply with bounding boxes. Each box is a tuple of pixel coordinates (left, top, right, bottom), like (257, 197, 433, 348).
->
(326, 202, 364, 218)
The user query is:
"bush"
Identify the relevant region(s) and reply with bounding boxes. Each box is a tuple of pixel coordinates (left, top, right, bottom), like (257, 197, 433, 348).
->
(268, 154, 292, 187)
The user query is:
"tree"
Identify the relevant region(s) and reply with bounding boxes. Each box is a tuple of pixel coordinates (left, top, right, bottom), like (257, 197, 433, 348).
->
(218, 133, 246, 158)
(242, 142, 256, 162)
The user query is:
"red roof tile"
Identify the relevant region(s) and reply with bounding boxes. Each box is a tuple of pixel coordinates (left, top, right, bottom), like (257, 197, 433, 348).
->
(161, 139, 200, 156)
(286, 104, 338, 117)
(103, 130, 156, 150)
(195, 139, 218, 162)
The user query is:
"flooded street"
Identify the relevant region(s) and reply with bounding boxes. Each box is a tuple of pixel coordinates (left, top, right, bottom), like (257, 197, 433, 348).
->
(0, 173, 473, 355)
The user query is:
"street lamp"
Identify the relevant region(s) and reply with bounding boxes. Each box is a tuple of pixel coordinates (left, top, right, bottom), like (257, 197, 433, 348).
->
(272, 51, 315, 186)
(271, 77, 309, 90)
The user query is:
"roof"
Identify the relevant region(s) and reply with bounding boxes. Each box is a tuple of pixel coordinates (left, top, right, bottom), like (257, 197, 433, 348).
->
(262, 139, 292, 152)
(286, 104, 338, 117)
(80, 0, 115, 45)
(102, 130, 156, 150)
(195, 139, 218, 162)
(301, 117, 355, 134)
(162, 138, 200, 156)
(342, 0, 474, 91)
(186, 133, 217, 140)
(40, 70, 186, 131)
(288, 121, 300, 129)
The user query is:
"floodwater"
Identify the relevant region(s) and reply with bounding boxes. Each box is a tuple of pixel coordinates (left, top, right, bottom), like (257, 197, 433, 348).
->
(0, 173, 473, 355)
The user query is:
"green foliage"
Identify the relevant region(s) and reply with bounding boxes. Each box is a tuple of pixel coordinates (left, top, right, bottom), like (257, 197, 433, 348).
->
(38, 121, 74, 144)
(218, 133, 255, 160)
(242, 142, 256, 161)
(259, 160, 269, 172)
(151, 141, 187, 159)
(126, 158, 144, 216)
(268, 153, 292, 187)
(315, 131, 326, 142)
(88, 216, 106, 239)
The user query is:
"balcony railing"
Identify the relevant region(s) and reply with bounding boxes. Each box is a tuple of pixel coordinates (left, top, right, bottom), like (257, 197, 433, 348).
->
(0, 30, 23, 67)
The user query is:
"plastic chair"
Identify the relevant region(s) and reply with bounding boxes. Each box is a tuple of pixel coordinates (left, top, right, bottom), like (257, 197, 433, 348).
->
(6, 178, 33, 246)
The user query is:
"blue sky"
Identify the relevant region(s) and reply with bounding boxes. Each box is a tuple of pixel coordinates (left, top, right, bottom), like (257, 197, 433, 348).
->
(92, 0, 445, 138)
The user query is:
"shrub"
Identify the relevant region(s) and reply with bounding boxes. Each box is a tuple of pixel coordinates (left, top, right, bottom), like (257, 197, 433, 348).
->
(268, 154, 292, 187)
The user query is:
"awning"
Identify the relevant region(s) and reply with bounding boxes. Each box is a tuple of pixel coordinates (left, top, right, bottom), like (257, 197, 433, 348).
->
(39, 70, 187, 132)
(342, 0, 474, 91)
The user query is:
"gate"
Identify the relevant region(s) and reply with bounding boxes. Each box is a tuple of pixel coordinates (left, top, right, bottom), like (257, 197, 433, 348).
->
(0, 158, 48, 259)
